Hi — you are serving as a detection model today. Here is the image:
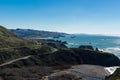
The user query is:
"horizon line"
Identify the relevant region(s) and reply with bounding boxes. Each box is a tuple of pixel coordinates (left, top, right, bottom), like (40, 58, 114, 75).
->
(10, 28, 120, 37)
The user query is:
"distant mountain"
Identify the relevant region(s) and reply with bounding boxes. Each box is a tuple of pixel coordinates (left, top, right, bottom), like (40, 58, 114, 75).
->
(10, 28, 69, 38)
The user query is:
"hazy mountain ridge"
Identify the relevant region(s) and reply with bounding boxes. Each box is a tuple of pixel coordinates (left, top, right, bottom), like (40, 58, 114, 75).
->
(10, 28, 69, 38)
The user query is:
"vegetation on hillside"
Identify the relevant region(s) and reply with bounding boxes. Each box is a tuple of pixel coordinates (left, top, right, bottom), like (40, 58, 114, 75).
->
(0, 25, 119, 80)
(0, 25, 35, 48)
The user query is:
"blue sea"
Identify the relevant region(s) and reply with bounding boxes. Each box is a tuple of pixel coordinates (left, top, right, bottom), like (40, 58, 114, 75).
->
(53, 34, 120, 59)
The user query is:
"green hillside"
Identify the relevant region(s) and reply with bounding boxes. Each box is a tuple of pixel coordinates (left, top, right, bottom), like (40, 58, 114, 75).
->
(0, 25, 33, 48)
(0, 25, 63, 65)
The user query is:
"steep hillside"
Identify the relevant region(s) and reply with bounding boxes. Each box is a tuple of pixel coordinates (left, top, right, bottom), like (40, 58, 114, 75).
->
(0, 25, 33, 48)
(10, 28, 68, 38)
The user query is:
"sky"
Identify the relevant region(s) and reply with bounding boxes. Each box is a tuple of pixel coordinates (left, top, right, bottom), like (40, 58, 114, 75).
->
(0, 0, 120, 35)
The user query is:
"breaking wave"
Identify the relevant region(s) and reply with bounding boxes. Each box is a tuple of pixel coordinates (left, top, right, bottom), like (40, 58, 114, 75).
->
(101, 47, 120, 59)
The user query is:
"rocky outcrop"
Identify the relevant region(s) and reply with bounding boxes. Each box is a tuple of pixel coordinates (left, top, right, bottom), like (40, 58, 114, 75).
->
(105, 68, 120, 80)
(79, 45, 94, 50)
(38, 48, 120, 67)
(1, 48, 120, 68)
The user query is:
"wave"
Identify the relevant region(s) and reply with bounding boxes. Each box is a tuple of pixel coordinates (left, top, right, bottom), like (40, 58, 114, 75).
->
(100, 47, 120, 59)
(103, 47, 120, 52)
(105, 66, 120, 74)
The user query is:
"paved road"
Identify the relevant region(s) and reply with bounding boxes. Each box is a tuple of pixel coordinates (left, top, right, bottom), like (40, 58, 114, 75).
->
(0, 56, 31, 67)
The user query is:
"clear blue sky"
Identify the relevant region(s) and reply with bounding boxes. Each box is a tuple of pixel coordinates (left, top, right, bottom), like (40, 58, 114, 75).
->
(0, 0, 120, 35)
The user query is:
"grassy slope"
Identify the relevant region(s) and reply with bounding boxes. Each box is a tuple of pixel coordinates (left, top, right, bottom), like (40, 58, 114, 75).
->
(0, 25, 32, 48)
(0, 25, 39, 64)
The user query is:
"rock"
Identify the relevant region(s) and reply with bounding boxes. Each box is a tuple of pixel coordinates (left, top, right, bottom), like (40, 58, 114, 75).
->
(43, 48, 120, 66)
(79, 45, 94, 50)
(105, 68, 120, 80)
(48, 65, 107, 80)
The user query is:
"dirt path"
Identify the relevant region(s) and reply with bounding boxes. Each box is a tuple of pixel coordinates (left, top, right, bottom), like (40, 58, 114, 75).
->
(0, 56, 31, 67)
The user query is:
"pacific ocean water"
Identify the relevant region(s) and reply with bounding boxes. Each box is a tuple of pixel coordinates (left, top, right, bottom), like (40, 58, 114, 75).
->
(53, 34, 120, 59)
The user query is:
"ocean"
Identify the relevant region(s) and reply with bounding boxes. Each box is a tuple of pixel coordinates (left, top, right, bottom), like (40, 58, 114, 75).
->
(53, 34, 120, 59)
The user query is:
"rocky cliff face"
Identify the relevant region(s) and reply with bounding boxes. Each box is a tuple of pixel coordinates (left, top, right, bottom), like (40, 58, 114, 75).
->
(37, 48, 120, 67)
